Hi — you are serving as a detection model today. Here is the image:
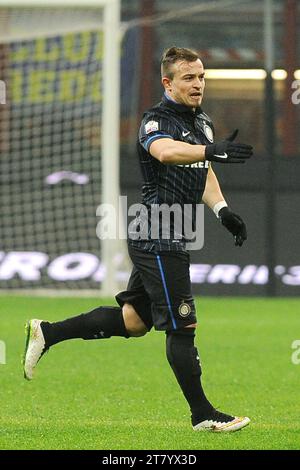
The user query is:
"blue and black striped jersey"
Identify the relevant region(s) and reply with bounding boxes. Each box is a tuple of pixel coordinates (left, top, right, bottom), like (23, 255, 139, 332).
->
(128, 94, 215, 252)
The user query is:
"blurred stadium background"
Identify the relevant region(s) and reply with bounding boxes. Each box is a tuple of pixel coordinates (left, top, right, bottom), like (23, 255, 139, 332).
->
(0, 0, 299, 297)
(0, 0, 300, 452)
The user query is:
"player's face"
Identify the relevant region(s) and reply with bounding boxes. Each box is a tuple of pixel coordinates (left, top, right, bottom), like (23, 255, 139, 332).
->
(163, 59, 205, 109)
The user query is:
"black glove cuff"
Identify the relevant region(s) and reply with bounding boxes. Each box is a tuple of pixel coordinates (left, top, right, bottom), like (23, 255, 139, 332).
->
(218, 206, 231, 220)
(204, 144, 214, 159)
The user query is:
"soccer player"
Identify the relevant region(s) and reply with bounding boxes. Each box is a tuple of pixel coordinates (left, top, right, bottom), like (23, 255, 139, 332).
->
(24, 47, 253, 432)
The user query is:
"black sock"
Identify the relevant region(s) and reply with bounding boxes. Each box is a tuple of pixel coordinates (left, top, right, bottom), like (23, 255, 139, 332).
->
(166, 328, 214, 426)
(41, 307, 129, 348)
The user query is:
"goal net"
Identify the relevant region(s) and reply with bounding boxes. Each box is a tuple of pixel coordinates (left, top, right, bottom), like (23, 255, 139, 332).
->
(0, 1, 129, 293)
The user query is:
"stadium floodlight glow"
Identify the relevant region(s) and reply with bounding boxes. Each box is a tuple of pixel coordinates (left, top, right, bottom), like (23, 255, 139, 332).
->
(271, 69, 287, 80)
(0, 0, 123, 296)
(205, 69, 291, 80)
(205, 69, 267, 80)
(294, 70, 300, 80)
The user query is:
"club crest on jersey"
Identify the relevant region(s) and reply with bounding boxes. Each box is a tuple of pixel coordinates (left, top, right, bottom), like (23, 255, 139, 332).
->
(204, 124, 214, 143)
(178, 302, 192, 318)
(145, 120, 159, 134)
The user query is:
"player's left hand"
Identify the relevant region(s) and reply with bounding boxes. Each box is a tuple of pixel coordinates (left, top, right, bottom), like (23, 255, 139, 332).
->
(219, 207, 247, 246)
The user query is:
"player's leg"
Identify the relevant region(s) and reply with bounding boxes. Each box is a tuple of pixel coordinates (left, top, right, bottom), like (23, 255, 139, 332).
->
(40, 266, 151, 345)
(122, 303, 149, 337)
(23, 303, 148, 380)
(129, 248, 214, 422)
(166, 326, 249, 432)
(23, 268, 152, 380)
(128, 246, 250, 432)
(41, 302, 148, 345)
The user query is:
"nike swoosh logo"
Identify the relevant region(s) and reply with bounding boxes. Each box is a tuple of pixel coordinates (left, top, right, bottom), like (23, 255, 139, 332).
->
(214, 153, 228, 159)
(182, 131, 190, 137)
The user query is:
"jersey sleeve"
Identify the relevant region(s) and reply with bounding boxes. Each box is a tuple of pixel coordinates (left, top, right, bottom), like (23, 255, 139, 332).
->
(139, 113, 177, 152)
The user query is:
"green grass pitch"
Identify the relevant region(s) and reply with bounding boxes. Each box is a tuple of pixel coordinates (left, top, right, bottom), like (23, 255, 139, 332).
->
(0, 296, 300, 450)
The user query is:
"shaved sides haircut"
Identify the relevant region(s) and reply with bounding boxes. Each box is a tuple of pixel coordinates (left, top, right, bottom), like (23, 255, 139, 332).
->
(161, 47, 200, 79)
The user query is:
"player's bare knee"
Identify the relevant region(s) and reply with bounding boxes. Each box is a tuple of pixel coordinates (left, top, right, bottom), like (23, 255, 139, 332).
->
(122, 303, 148, 337)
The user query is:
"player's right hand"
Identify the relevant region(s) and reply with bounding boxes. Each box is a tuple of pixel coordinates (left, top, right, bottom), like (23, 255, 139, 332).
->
(205, 129, 253, 164)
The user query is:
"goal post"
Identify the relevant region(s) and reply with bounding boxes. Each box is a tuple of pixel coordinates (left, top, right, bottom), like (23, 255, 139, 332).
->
(0, 0, 127, 296)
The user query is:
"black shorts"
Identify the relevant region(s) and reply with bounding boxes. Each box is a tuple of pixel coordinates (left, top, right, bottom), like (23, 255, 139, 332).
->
(115, 245, 197, 332)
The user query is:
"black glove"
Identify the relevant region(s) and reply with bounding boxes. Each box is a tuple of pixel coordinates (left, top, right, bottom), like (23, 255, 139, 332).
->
(205, 129, 253, 163)
(219, 206, 247, 247)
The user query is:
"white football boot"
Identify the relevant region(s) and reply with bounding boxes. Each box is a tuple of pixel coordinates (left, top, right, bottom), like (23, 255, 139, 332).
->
(193, 410, 250, 432)
(23, 319, 47, 380)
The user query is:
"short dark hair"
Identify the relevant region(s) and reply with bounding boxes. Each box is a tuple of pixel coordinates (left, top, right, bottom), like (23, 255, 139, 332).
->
(161, 47, 200, 79)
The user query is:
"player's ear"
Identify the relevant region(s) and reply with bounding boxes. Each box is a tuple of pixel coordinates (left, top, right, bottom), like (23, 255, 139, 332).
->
(162, 76, 172, 92)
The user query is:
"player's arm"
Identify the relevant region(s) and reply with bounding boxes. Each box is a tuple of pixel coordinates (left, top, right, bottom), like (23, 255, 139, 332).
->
(149, 129, 253, 165)
(149, 138, 206, 165)
(203, 166, 247, 247)
(202, 165, 226, 210)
